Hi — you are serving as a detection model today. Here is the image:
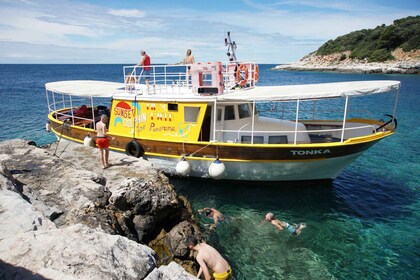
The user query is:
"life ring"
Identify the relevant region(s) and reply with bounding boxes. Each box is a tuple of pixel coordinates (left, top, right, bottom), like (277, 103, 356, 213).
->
(253, 64, 259, 82)
(236, 64, 249, 87)
(125, 140, 144, 158)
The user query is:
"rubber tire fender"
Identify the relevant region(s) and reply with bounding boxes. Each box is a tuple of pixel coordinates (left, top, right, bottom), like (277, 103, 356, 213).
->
(125, 140, 144, 158)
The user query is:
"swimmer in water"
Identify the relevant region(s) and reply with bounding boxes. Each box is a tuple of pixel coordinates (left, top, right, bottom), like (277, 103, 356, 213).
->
(198, 207, 225, 229)
(265, 212, 306, 236)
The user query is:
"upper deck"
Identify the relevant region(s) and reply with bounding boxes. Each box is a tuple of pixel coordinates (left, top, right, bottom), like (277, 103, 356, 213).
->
(45, 63, 400, 103)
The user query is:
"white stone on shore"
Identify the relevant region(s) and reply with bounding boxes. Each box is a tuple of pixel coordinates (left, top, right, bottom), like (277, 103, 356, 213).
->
(145, 262, 199, 280)
(0, 224, 157, 280)
(0, 189, 57, 240)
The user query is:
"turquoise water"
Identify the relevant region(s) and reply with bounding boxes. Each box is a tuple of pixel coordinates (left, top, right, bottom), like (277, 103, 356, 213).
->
(0, 64, 418, 279)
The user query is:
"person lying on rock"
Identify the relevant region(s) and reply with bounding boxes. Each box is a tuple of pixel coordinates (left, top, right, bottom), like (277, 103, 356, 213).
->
(198, 207, 225, 229)
(186, 236, 232, 280)
(265, 212, 306, 236)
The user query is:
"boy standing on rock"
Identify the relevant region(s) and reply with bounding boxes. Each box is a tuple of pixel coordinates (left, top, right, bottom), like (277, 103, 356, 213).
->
(96, 114, 114, 169)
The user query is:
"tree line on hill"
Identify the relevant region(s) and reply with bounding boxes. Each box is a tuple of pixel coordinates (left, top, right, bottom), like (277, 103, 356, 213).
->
(316, 16, 420, 62)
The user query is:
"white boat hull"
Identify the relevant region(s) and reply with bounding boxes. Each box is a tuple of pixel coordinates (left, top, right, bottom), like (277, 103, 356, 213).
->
(147, 152, 364, 181)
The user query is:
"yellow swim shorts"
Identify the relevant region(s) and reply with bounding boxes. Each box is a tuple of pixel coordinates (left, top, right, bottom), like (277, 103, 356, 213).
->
(213, 266, 233, 280)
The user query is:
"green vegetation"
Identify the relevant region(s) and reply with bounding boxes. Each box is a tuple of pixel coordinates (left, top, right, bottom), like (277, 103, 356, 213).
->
(316, 16, 420, 62)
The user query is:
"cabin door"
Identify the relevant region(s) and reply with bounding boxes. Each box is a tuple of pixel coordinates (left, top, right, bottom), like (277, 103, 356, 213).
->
(199, 106, 211, 141)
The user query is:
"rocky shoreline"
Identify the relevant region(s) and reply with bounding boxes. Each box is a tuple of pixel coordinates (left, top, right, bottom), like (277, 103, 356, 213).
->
(274, 49, 420, 74)
(0, 139, 202, 280)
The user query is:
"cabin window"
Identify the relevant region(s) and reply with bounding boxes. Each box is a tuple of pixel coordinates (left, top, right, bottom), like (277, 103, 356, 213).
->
(241, 135, 264, 144)
(224, 105, 235, 120)
(203, 73, 212, 86)
(269, 135, 288, 144)
(238, 104, 251, 119)
(184, 107, 200, 123)
(168, 103, 178, 111)
(217, 109, 222, 121)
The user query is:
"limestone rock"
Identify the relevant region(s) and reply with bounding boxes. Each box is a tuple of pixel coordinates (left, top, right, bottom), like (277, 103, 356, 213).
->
(145, 262, 198, 280)
(0, 189, 57, 240)
(0, 140, 202, 278)
(109, 176, 191, 243)
(0, 163, 19, 192)
(0, 224, 157, 280)
(133, 214, 156, 241)
(0, 140, 113, 231)
(166, 221, 202, 258)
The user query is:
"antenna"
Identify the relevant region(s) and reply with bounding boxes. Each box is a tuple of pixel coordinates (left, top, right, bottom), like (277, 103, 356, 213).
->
(224, 31, 237, 62)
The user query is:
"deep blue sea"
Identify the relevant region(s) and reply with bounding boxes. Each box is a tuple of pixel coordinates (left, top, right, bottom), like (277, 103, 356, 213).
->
(0, 64, 418, 279)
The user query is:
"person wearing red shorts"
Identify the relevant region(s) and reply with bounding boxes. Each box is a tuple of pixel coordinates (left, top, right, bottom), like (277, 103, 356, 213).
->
(96, 115, 114, 169)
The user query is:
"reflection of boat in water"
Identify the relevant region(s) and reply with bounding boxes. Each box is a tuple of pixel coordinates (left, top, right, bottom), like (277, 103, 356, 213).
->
(45, 33, 399, 181)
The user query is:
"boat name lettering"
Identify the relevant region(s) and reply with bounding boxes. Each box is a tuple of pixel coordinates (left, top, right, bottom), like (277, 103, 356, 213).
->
(290, 149, 331, 156)
(149, 122, 176, 132)
(150, 112, 173, 122)
(114, 107, 135, 118)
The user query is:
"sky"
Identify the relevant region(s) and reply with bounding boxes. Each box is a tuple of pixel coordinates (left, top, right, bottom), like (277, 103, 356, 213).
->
(0, 0, 418, 64)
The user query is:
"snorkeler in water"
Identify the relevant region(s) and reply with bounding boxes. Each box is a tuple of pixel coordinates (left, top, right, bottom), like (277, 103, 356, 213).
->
(265, 212, 306, 236)
(198, 207, 225, 229)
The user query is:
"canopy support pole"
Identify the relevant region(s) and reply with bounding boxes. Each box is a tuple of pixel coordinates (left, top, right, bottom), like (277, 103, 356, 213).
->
(251, 101, 256, 144)
(341, 96, 349, 142)
(212, 100, 217, 141)
(392, 88, 400, 124)
(294, 99, 300, 145)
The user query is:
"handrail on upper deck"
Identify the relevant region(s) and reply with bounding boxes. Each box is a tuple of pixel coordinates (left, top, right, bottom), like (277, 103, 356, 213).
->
(122, 61, 259, 95)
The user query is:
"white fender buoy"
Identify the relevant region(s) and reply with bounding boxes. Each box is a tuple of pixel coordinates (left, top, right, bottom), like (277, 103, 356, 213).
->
(176, 157, 191, 176)
(45, 122, 51, 132)
(208, 157, 225, 179)
(84, 135, 94, 147)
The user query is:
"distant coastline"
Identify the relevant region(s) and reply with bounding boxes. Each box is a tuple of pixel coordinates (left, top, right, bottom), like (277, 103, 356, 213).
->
(274, 49, 420, 74)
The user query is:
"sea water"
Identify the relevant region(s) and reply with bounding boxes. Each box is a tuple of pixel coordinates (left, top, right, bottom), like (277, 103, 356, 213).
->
(0, 64, 418, 279)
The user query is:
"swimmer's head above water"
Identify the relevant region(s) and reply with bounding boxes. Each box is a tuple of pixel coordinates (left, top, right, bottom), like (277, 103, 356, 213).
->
(198, 208, 213, 217)
(265, 212, 275, 221)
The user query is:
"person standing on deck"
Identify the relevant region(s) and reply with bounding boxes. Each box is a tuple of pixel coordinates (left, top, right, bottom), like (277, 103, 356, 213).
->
(137, 50, 151, 88)
(183, 49, 195, 64)
(96, 114, 114, 169)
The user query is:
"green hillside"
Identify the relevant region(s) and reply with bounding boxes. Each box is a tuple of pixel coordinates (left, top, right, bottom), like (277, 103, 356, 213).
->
(316, 16, 420, 62)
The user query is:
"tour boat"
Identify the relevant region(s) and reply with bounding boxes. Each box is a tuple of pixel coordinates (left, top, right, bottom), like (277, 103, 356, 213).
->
(45, 34, 399, 181)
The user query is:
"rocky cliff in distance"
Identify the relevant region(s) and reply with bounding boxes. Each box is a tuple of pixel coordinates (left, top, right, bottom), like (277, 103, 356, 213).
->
(274, 48, 420, 74)
(0, 139, 200, 280)
(275, 15, 420, 74)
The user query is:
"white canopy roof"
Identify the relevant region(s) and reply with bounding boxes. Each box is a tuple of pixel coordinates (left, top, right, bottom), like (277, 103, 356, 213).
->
(45, 80, 400, 101)
(217, 80, 400, 101)
(45, 80, 125, 98)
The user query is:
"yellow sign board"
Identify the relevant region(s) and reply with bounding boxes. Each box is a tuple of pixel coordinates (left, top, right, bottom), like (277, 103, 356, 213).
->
(108, 100, 207, 142)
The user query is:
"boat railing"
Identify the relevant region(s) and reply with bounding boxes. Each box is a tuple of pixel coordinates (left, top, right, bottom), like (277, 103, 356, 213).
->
(236, 122, 251, 142)
(218, 124, 378, 144)
(222, 61, 258, 92)
(123, 64, 192, 94)
(261, 102, 376, 120)
(46, 90, 104, 130)
(123, 61, 259, 95)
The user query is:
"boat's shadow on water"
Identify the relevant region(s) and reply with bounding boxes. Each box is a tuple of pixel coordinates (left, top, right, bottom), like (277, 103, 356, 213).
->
(171, 170, 417, 222)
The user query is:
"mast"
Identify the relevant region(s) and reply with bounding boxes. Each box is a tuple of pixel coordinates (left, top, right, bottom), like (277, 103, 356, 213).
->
(224, 31, 237, 62)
